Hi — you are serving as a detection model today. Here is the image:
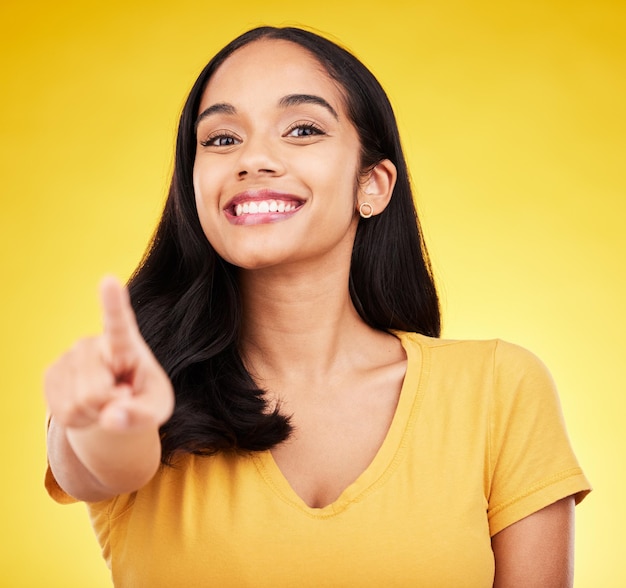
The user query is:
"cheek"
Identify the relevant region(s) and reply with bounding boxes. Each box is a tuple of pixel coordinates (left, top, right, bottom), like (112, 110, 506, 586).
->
(192, 161, 218, 218)
(192, 161, 203, 203)
(302, 149, 359, 197)
(192, 163, 219, 249)
(328, 159, 362, 212)
(192, 171, 206, 228)
(192, 160, 210, 200)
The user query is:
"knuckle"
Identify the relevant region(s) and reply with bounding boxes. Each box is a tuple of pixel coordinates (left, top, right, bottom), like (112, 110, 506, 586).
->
(70, 336, 99, 356)
(44, 337, 117, 427)
(64, 393, 100, 426)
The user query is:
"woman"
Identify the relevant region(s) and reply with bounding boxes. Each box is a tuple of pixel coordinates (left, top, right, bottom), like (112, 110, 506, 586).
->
(45, 26, 590, 587)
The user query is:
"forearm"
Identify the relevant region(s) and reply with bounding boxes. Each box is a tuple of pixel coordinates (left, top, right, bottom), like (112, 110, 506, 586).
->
(48, 417, 162, 502)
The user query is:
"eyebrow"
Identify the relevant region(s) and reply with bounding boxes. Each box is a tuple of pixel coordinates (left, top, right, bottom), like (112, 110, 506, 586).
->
(195, 102, 236, 131)
(194, 93, 339, 131)
(278, 94, 339, 120)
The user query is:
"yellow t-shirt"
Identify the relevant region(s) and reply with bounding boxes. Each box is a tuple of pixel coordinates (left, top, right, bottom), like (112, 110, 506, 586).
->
(46, 333, 590, 587)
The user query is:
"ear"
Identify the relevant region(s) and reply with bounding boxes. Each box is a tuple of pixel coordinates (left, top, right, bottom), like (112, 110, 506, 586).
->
(357, 159, 397, 216)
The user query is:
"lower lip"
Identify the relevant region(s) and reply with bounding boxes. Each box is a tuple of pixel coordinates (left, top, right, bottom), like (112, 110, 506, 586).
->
(224, 205, 303, 226)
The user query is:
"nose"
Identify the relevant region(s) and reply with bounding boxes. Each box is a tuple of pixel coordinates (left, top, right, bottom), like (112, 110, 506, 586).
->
(236, 136, 285, 179)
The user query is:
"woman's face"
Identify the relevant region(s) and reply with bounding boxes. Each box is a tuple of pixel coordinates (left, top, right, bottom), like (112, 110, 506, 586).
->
(192, 39, 364, 271)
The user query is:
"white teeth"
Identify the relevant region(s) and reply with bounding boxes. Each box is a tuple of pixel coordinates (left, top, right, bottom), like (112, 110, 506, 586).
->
(233, 199, 298, 216)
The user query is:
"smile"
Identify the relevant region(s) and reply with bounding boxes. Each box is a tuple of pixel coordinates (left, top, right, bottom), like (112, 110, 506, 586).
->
(224, 190, 305, 225)
(234, 199, 298, 216)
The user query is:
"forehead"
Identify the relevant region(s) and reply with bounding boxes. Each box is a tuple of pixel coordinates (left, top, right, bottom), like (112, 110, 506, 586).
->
(200, 39, 346, 112)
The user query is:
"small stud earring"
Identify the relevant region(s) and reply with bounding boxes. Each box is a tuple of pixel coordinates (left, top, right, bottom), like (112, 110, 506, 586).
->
(359, 202, 374, 219)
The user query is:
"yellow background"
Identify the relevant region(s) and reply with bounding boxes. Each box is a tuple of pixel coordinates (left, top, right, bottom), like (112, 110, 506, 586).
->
(1, 0, 623, 586)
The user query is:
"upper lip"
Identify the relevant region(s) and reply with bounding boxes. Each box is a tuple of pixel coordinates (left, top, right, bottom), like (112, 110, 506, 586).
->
(224, 189, 305, 211)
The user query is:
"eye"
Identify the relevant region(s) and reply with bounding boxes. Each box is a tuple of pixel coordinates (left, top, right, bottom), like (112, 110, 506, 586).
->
(199, 132, 241, 148)
(284, 122, 325, 138)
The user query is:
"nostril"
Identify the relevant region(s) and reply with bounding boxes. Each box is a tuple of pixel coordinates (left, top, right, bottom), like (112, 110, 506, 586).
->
(238, 168, 276, 178)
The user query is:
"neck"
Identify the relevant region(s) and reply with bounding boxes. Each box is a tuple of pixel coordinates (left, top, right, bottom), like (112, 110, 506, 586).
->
(238, 259, 373, 382)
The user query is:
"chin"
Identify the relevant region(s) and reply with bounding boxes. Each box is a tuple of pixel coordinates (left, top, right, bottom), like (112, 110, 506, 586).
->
(221, 251, 291, 271)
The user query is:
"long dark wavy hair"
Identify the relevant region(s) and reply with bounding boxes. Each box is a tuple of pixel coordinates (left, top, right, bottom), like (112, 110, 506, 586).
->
(128, 26, 441, 464)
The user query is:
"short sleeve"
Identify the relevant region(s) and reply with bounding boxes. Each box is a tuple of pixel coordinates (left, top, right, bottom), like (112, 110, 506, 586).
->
(44, 415, 80, 505)
(487, 340, 591, 536)
(45, 463, 79, 505)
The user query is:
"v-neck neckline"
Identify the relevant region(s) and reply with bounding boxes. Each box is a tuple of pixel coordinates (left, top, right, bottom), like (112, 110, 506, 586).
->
(251, 332, 430, 518)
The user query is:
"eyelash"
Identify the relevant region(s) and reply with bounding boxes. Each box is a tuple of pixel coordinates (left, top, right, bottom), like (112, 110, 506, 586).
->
(284, 122, 325, 138)
(199, 133, 239, 148)
(198, 122, 326, 147)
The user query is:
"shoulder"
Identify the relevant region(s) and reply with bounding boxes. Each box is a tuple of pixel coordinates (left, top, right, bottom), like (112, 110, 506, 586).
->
(397, 331, 548, 378)
(396, 332, 560, 416)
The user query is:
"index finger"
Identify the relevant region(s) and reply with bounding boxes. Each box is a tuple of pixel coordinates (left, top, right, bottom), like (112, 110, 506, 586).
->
(100, 275, 140, 375)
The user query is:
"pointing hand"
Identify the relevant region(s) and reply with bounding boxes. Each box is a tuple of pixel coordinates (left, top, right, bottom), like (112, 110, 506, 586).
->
(45, 276, 174, 433)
